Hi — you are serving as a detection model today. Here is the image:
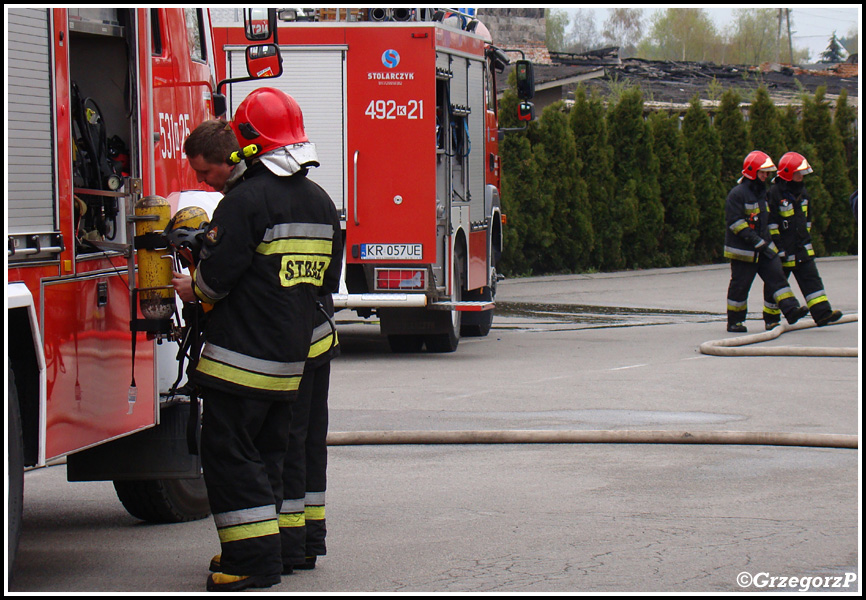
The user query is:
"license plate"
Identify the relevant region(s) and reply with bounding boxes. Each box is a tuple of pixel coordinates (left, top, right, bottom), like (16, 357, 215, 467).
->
(360, 243, 422, 260)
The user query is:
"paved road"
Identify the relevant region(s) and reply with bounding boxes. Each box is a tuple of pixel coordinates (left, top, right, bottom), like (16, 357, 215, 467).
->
(9, 258, 860, 593)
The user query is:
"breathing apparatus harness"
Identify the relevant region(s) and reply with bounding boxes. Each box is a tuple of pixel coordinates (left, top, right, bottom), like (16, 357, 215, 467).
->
(163, 207, 211, 454)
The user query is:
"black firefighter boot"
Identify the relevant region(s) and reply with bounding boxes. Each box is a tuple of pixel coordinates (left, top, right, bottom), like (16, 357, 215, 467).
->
(785, 305, 810, 325)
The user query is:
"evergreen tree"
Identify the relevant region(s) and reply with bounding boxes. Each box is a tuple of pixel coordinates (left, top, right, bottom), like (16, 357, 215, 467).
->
(498, 84, 539, 275)
(834, 89, 858, 192)
(748, 87, 786, 162)
(715, 89, 750, 185)
(534, 102, 593, 273)
(499, 131, 542, 275)
(819, 31, 846, 62)
(682, 93, 726, 263)
(779, 104, 804, 151)
(570, 85, 617, 271)
(649, 111, 698, 266)
(801, 86, 854, 255)
(606, 87, 663, 269)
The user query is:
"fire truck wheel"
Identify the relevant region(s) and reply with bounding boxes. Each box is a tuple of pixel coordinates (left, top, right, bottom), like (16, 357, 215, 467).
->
(387, 334, 425, 353)
(8, 362, 24, 579)
(426, 249, 465, 353)
(113, 477, 210, 523)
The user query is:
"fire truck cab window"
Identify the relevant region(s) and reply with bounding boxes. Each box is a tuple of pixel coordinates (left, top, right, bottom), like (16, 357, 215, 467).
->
(151, 8, 162, 55)
(184, 8, 206, 63)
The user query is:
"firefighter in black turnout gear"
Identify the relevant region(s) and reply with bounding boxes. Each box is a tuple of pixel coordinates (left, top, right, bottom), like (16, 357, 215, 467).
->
(173, 87, 341, 592)
(762, 152, 842, 330)
(724, 151, 809, 333)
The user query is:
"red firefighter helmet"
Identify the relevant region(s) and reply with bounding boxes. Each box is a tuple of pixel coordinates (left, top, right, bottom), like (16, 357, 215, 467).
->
(741, 150, 777, 180)
(230, 87, 308, 156)
(776, 152, 813, 181)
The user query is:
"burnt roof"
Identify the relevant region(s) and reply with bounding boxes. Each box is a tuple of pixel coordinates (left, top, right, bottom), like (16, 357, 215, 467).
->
(504, 50, 858, 107)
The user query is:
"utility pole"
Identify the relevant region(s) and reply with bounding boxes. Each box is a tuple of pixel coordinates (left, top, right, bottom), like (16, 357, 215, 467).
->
(785, 8, 794, 64)
(777, 8, 783, 62)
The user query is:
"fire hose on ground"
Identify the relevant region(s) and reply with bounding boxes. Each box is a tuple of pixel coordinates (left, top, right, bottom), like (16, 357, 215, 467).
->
(325, 315, 859, 451)
(698, 313, 858, 357)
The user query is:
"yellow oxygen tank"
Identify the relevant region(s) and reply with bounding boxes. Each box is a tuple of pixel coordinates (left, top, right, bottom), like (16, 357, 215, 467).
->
(134, 195, 174, 320)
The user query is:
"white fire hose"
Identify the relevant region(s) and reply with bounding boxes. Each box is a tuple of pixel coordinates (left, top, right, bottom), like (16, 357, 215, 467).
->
(699, 313, 858, 357)
(326, 315, 858, 451)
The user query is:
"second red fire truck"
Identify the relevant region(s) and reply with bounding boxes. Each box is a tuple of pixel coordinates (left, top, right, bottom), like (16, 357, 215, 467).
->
(212, 8, 535, 352)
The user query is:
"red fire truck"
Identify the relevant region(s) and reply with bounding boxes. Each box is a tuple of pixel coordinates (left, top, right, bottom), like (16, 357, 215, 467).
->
(6, 7, 278, 572)
(212, 8, 535, 353)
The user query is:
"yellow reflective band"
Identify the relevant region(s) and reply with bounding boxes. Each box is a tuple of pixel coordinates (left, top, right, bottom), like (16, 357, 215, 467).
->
(194, 270, 224, 304)
(727, 303, 748, 312)
(731, 221, 749, 234)
(279, 513, 305, 528)
(779, 207, 795, 217)
(775, 290, 794, 302)
(304, 506, 325, 521)
(197, 357, 302, 392)
(218, 519, 278, 544)
(807, 295, 828, 308)
(308, 332, 337, 358)
(256, 238, 333, 256)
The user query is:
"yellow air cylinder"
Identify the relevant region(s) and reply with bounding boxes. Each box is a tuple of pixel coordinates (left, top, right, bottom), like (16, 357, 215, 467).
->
(134, 195, 174, 320)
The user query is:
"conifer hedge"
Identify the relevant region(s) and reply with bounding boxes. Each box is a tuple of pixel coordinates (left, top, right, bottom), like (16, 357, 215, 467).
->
(498, 83, 859, 276)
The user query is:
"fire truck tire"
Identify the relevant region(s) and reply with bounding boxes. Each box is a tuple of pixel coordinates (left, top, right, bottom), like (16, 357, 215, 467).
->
(387, 334, 425, 353)
(426, 249, 465, 353)
(113, 477, 210, 524)
(8, 362, 24, 580)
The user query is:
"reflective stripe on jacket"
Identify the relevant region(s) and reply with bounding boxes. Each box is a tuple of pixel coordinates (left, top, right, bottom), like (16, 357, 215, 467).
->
(724, 178, 777, 262)
(767, 180, 814, 268)
(192, 161, 342, 399)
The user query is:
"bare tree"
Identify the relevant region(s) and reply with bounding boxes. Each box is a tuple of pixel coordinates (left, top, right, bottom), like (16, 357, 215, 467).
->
(602, 8, 644, 57)
(546, 8, 569, 52)
(567, 8, 601, 53)
(726, 9, 781, 65)
(641, 8, 719, 61)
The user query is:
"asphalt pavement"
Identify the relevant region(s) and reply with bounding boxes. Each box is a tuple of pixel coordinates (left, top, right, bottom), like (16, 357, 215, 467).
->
(8, 257, 860, 593)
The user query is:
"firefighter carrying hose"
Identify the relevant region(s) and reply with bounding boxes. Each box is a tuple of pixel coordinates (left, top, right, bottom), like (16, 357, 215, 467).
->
(762, 152, 843, 330)
(172, 87, 342, 592)
(723, 151, 809, 333)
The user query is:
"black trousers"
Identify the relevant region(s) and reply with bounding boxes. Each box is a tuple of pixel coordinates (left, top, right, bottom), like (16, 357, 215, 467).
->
(200, 386, 291, 577)
(727, 255, 799, 326)
(763, 258, 833, 325)
(281, 362, 331, 565)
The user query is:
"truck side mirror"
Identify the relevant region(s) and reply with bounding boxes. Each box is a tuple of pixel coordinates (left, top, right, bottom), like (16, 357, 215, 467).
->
(246, 44, 283, 79)
(213, 93, 227, 118)
(243, 8, 276, 41)
(215, 43, 283, 110)
(515, 59, 534, 100)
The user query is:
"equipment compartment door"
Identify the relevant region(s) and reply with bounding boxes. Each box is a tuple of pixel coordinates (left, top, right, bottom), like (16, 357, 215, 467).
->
(42, 275, 156, 459)
(345, 27, 437, 264)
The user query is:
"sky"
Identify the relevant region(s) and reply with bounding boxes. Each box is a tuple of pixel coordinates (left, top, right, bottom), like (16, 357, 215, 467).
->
(560, 5, 861, 61)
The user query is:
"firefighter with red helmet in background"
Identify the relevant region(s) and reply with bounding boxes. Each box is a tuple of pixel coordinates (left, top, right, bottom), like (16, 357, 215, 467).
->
(762, 152, 842, 330)
(172, 87, 341, 592)
(724, 151, 810, 333)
